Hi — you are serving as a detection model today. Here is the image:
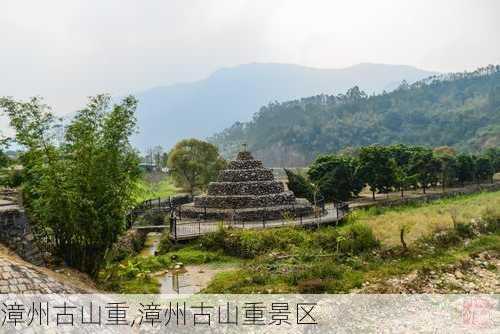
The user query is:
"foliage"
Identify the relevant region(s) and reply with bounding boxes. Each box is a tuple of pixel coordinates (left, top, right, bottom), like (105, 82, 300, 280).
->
(284, 169, 315, 202)
(358, 145, 397, 199)
(408, 148, 440, 193)
(307, 155, 363, 201)
(0, 95, 140, 276)
(211, 65, 500, 166)
(167, 139, 226, 195)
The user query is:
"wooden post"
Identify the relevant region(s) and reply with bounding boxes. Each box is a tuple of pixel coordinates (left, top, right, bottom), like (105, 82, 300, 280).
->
(173, 217, 177, 240)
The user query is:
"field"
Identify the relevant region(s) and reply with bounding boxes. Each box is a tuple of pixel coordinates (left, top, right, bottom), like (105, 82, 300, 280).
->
(356, 191, 500, 246)
(133, 173, 179, 203)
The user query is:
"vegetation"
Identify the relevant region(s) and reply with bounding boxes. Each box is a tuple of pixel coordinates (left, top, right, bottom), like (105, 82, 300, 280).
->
(134, 175, 178, 203)
(210, 65, 500, 166)
(0, 95, 140, 276)
(202, 191, 500, 293)
(307, 155, 363, 201)
(287, 143, 498, 202)
(167, 138, 226, 195)
(98, 245, 235, 293)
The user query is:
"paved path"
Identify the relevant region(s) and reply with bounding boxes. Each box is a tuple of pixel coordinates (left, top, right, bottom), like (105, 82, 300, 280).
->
(0, 255, 86, 294)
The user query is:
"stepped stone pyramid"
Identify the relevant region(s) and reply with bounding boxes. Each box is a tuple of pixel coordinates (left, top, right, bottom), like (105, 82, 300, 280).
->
(182, 150, 313, 221)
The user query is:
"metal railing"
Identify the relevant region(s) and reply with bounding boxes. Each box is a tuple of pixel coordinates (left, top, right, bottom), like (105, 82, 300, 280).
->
(168, 200, 349, 240)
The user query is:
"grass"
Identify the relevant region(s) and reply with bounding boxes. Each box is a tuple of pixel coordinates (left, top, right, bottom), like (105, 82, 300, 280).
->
(203, 233, 499, 294)
(354, 190, 500, 246)
(134, 174, 179, 203)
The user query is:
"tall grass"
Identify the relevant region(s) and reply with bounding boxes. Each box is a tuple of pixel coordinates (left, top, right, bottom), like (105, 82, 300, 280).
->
(354, 191, 500, 246)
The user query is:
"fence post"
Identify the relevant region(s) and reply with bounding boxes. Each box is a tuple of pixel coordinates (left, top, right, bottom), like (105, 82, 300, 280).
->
(198, 221, 201, 235)
(179, 205, 182, 220)
(173, 217, 177, 240)
(204, 205, 207, 221)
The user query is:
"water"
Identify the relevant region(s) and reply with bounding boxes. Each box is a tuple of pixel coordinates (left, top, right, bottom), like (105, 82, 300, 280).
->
(159, 269, 202, 295)
(139, 232, 162, 257)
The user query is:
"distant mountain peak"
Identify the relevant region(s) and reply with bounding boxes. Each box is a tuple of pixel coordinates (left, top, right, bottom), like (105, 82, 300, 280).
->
(133, 63, 438, 151)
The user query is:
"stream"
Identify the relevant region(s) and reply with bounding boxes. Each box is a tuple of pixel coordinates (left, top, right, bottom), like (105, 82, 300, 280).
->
(140, 232, 227, 294)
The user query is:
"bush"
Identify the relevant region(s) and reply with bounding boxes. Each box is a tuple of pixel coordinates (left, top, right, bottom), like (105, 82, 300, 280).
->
(199, 224, 227, 250)
(454, 222, 474, 238)
(432, 229, 462, 247)
(481, 206, 500, 233)
(309, 227, 340, 250)
(202, 227, 306, 258)
(339, 223, 379, 254)
(157, 233, 174, 254)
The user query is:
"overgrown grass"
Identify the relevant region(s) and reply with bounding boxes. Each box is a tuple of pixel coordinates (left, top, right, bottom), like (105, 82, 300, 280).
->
(134, 174, 179, 203)
(354, 190, 500, 246)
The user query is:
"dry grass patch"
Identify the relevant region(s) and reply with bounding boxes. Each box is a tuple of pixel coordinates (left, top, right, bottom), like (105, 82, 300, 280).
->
(355, 191, 500, 247)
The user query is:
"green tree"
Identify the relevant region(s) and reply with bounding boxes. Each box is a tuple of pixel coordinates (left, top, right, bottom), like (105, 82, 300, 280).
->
(308, 155, 363, 202)
(483, 147, 500, 173)
(0, 95, 140, 275)
(409, 149, 440, 194)
(433, 147, 457, 192)
(167, 139, 226, 195)
(284, 169, 314, 202)
(474, 155, 495, 183)
(455, 153, 475, 186)
(358, 146, 396, 200)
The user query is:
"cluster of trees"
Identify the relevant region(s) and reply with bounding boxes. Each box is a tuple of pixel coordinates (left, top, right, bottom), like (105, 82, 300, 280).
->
(211, 65, 500, 166)
(287, 144, 500, 202)
(167, 138, 226, 195)
(0, 95, 140, 275)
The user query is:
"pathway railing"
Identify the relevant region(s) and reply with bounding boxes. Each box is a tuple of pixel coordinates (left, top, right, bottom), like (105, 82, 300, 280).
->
(168, 200, 349, 240)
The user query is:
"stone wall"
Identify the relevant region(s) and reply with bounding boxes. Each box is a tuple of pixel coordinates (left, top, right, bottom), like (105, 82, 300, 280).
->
(208, 181, 285, 196)
(0, 206, 44, 266)
(194, 191, 296, 208)
(218, 169, 274, 182)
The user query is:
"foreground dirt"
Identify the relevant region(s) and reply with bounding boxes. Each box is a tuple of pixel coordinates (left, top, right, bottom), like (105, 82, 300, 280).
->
(353, 251, 500, 293)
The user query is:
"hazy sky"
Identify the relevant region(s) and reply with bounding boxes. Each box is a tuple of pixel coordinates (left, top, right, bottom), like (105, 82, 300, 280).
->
(1, 0, 499, 125)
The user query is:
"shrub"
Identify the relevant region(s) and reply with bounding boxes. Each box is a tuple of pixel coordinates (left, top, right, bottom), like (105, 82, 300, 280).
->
(454, 222, 474, 238)
(481, 206, 500, 233)
(432, 229, 462, 247)
(339, 223, 379, 254)
(157, 233, 174, 254)
(309, 227, 340, 250)
(199, 224, 227, 250)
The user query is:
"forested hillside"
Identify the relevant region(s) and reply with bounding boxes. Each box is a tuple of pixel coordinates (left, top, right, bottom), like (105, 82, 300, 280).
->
(132, 63, 435, 150)
(210, 65, 500, 166)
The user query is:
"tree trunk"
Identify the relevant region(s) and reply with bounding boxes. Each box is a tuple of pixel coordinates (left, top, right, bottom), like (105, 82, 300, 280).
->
(400, 188, 404, 198)
(423, 185, 426, 194)
(400, 228, 407, 251)
(372, 190, 375, 201)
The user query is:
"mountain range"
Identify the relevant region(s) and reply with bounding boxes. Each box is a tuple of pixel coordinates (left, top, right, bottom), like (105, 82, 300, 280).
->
(210, 65, 500, 166)
(132, 63, 437, 150)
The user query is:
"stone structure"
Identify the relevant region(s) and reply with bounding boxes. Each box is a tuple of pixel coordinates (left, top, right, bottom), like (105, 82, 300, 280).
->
(182, 150, 313, 221)
(0, 207, 45, 266)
